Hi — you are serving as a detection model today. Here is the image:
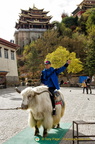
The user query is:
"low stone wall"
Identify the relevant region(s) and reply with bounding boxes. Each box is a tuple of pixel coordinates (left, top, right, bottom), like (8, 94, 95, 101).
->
(59, 76, 95, 87)
(6, 76, 19, 87)
(59, 76, 79, 87)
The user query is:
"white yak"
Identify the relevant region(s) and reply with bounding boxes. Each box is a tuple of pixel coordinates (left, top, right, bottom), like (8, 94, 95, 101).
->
(16, 85, 65, 137)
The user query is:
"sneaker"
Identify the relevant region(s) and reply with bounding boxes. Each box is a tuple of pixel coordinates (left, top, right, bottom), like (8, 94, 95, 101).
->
(52, 109, 56, 115)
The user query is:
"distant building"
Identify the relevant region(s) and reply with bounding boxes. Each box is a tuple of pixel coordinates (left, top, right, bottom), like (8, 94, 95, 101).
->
(14, 5, 54, 49)
(0, 38, 19, 86)
(72, 0, 95, 18)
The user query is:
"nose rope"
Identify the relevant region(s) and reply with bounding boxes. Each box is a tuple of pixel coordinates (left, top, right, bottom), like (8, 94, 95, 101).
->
(0, 107, 22, 110)
(0, 91, 52, 110)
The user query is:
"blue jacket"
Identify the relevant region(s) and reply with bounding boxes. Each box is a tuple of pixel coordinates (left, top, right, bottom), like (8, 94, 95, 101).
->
(41, 63, 68, 90)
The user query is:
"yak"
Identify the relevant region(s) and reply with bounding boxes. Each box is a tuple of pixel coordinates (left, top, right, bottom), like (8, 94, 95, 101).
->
(16, 85, 65, 137)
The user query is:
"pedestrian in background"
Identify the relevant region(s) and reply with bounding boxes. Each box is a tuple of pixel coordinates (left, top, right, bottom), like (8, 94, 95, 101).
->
(82, 80, 88, 94)
(86, 76, 92, 94)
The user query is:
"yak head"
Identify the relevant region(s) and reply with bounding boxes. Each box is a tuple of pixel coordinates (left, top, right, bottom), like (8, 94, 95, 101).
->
(15, 86, 48, 110)
(15, 87, 37, 110)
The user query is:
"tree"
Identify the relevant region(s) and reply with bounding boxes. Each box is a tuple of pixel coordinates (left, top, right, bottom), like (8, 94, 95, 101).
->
(23, 42, 40, 77)
(55, 21, 72, 37)
(86, 11, 95, 32)
(45, 46, 83, 75)
(35, 30, 60, 61)
(71, 33, 87, 61)
(82, 8, 95, 22)
(61, 12, 68, 19)
(18, 30, 61, 76)
(62, 16, 78, 31)
(84, 26, 95, 76)
(59, 33, 86, 62)
(85, 47, 95, 76)
(79, 8, 95, 34)
(77, 8, 95, 76)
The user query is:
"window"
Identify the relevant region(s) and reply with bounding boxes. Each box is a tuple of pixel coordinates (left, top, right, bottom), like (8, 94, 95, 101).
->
(11, 50, 15, 60)
(4, 49, 8, 59)
(0, 47, 2, 57)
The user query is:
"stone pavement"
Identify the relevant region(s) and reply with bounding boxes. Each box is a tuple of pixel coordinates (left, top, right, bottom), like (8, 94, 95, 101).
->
(0, 86, 95, 144)
(60, 87, 95, 144)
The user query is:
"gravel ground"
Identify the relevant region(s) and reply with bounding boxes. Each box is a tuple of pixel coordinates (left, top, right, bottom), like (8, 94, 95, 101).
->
(0, 86, 95, 144)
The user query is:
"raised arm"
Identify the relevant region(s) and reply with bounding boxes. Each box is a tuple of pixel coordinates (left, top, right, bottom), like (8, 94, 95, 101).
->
(55, 60, 71, 75)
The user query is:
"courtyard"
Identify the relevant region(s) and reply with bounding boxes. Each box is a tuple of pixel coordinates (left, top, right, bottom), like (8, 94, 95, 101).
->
(0, 86, 95, 144)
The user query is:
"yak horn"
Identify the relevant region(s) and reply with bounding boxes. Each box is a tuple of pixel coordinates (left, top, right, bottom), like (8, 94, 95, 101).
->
(34, 90, 50, 96)
(15, 87, 21, 93)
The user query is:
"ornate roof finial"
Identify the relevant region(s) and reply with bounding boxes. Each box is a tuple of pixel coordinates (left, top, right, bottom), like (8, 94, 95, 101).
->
(33, 4, 35, 8)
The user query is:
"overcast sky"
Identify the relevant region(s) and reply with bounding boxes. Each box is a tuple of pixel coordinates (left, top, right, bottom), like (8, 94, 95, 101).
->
(0, 0, 82, 41)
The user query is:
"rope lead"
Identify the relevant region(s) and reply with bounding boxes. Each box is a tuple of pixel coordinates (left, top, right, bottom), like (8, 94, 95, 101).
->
(0, 107, 22, 110)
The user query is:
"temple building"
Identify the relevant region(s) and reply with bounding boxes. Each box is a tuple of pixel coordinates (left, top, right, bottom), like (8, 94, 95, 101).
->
(14, 5, 54, 50)
(72, 0, 95, 18)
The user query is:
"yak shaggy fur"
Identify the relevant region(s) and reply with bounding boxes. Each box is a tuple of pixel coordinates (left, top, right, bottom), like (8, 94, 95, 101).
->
(21, 86, 65, 131)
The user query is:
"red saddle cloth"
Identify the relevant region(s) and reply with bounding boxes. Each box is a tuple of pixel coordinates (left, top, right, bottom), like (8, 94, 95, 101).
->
(55, 100, 62, 105)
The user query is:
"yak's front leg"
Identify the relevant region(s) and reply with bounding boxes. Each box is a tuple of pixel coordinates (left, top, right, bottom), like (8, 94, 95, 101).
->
(52, 123, 60, 128)
(56, 123, 60, 128)
(43, 127, 48, 137)
(34, 125, 39, 136)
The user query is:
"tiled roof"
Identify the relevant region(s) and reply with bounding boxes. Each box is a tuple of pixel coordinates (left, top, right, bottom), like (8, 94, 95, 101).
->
(27, 20, 49, 24)
(0, 38, 20, 50)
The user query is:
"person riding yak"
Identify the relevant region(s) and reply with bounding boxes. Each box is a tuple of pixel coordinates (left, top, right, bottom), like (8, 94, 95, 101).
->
(41, 60, 71, 115)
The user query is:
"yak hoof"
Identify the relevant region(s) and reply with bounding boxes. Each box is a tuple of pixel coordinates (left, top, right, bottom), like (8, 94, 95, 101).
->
(43, 128, 48, 137)
(56, 123, 60, 128)
(34, 127, 39, 136)
(43, 132, 48, 137)
(52, 125, 56, 128)
(34, 131, 39, 136)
